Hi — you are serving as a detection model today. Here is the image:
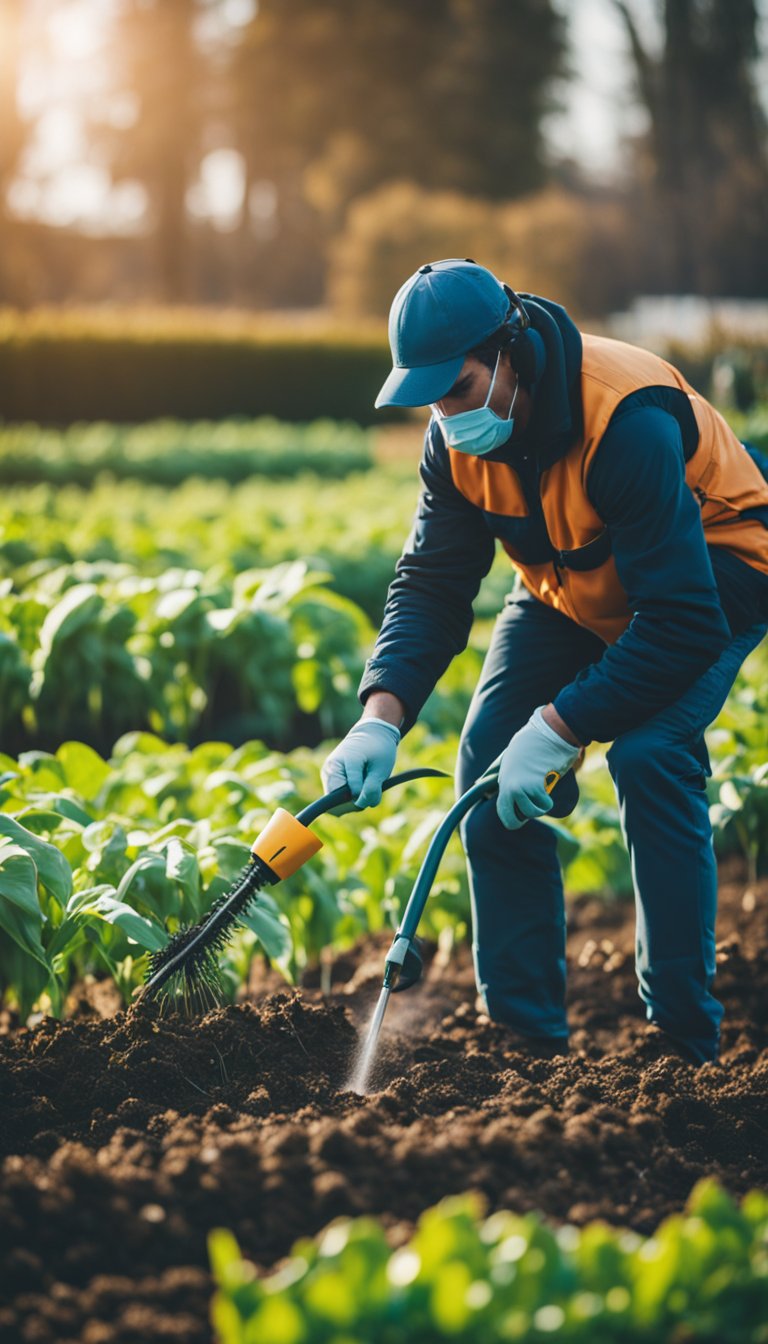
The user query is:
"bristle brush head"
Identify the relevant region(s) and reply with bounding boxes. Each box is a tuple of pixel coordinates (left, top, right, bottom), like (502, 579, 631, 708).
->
(144, 926, 228, 1013)
(139, 857, 270, 1015)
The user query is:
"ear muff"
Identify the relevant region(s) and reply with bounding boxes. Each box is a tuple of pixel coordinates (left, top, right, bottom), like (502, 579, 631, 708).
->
(501, 285, 546, 389)
(507, 327, 546, 388)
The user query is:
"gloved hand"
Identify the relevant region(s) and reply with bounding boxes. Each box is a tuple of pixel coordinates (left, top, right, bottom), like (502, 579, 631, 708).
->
(496, 705, 582, 830)
(320, 717, 400, 809)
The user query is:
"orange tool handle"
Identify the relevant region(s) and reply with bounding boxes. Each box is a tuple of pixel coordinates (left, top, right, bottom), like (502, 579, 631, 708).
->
(251, 808, 324, 881)
(250, 767, 450, 882)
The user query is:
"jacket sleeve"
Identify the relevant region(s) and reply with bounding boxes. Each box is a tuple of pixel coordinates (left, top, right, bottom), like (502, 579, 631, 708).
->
(552, 405, 733, 745)
(358, 425, 496, 734)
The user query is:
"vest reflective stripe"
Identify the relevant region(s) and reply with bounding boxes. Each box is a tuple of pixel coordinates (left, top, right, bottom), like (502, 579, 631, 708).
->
(448, 333, 768, 645)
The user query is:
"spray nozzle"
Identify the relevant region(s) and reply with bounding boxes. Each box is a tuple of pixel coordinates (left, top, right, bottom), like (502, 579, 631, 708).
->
(383, 934, 424, 993)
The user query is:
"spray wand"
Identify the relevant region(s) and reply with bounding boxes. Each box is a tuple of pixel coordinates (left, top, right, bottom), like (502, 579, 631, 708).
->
(350, 757, 562, 1089)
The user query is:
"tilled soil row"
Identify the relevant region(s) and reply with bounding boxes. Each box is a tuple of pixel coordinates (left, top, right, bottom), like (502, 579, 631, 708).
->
(1, 858, 767, 1343)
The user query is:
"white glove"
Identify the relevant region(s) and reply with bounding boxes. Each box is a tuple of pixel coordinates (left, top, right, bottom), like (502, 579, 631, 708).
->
(320, 717, 400, 809)
(496, 705, 582, 830)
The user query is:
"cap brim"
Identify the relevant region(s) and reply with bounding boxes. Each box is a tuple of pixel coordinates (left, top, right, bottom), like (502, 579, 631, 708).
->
(374, 354, 465, 408)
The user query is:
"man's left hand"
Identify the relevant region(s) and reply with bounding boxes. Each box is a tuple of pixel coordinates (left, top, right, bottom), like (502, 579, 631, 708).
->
(496, 705, 583, 830)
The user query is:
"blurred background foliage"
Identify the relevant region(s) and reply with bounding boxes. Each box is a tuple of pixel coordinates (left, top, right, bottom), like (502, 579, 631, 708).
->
(0, 0, 766, 327)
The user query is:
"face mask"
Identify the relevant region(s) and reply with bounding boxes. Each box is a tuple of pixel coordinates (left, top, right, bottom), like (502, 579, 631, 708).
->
(431, 350, 519, 455)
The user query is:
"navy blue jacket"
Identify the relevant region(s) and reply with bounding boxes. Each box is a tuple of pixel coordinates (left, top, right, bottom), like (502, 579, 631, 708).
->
(359, 296, 768, 744)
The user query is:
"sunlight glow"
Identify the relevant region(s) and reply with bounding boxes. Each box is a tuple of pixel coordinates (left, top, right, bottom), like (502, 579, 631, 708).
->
(186, 149, 246, 232)
(47, 0, 104, 61)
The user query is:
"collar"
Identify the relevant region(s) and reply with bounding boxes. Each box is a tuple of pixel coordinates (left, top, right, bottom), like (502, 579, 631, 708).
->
(477, 294, 583, 471)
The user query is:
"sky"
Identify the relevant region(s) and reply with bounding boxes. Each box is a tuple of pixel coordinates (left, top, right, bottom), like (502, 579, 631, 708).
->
(7, 0, 767, 236)
(545, 0, 650, 172)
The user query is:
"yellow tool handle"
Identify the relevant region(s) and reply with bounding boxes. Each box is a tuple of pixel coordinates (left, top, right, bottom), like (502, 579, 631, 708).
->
(545, 769, 560, 792)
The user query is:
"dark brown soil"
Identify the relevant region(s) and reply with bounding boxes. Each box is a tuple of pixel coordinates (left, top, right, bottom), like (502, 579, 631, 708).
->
(1, 856, 767, 1343)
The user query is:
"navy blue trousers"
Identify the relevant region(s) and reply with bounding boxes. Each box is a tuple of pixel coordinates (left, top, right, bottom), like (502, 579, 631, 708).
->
(456, 589, 768, 1063)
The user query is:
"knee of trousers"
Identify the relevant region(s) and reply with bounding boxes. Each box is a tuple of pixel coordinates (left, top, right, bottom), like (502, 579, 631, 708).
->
(455, 716, 522, 801)
(455, 724, 490, 800)
(458, 794, 501, 859)
(458, 788, 559, 863)
(606, 728, 706, 792)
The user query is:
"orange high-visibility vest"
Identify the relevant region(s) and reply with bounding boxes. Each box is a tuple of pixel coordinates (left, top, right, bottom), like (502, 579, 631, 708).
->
(448, 333, 768, 644)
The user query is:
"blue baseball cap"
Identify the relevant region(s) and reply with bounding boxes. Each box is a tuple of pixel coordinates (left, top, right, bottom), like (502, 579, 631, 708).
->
(375, 258, 512, 408)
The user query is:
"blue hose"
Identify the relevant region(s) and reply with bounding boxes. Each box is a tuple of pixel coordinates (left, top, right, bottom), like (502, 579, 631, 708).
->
(383, 762, 501, 991)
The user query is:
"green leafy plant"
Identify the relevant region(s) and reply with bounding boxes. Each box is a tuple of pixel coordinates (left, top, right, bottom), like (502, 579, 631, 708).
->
(709, 762, 768, 887)
(0, 457, 514, 625)
(707, 643, 768, 880)
(209, 1178, 768, 1343)
(0, 742, 295, 1016)
(0, 558, 374, 753)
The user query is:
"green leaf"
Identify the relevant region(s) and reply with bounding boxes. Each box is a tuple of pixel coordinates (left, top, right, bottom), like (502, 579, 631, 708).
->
(0, 814, 72, 904)
(688, 1177, 745, 1233)
(239, 890, 292, 961)
(211, 837, 255, 881)
(209, 1295, 243, 1344)
(37, 583, 103, 656)
(80, 818, 129, 886)
(0, 939, 51, 1018)
(115, 852, 180, 922)
(303, 1270, 357, 1325)
(430, 1260, 473, 1333)
(46, 912, 86, 961)
(110, 730, 174, 758)
(56, 740, 111, 800)
(16, 751, 66, 790)
(15, 808, 70, 834)
(70, 884, 167, 951)
(154, 586, 207, 625)
(209, 1228, 247, 1288)
(720, 780, 746, 812)
(247, 1298, 305, 1344)
(162, 837, 201, 917)
(0, 843, 49, 969)
(51, 796, 93, 826)
(14, 795, 91, 830)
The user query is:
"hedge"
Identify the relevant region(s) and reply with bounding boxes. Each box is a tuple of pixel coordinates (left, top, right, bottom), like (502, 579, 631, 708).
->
(0, 308, 401, 426)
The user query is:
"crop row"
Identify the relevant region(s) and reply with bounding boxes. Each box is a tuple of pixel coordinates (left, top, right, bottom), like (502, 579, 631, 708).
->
(0, 729, 464, 1017)
(0, 689, 764, 1020)
(4, 425, 766, 627)
(2, 415, 763, 624)
(0, 416, 374, 485)
(0, 557, 375, 755)
(2, 545, 763, 859)
(210, 1179, 768, 1342)
(0, 469, 435, 624)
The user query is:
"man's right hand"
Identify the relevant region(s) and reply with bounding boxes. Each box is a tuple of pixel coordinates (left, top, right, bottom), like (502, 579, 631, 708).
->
(320, 717, 401, 809)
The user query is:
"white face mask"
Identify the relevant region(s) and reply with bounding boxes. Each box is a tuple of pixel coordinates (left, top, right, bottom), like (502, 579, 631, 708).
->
(431, 351, 519, 454)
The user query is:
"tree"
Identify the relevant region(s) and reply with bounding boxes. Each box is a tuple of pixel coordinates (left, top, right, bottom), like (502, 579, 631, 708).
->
(94, 0, 211, 302)
(615, 0, 768, 295)
(226, 0, 567, 302)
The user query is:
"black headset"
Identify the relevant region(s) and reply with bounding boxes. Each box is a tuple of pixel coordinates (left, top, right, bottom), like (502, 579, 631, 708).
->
(464, 259, 546, 388)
